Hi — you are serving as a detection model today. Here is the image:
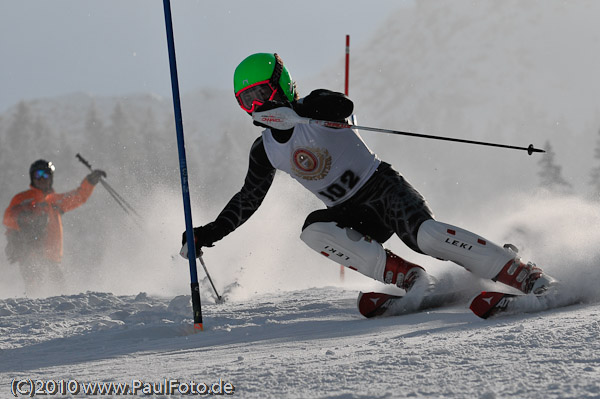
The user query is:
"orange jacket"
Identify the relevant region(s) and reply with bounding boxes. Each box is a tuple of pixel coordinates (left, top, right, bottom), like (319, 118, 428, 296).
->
(3, 179, 95, 263)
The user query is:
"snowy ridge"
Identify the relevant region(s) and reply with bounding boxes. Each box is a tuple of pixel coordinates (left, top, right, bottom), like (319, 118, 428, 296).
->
(0, 288, 361, 374)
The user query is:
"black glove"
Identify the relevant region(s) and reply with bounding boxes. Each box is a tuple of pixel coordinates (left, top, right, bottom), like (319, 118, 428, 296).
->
(181, 224, 218, 255)
(294, 89, 354, 121)
(86, 169, 107, 185)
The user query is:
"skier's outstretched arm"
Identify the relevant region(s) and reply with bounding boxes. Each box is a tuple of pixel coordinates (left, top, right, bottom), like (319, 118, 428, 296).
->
(52, 172, 104, 213)
(183, 137, 275, 252)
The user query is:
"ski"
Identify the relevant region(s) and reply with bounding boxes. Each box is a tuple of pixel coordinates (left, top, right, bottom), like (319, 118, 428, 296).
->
(469, 291, 523, 319)
(469, 289, 581, 319)
(357, 290, 470, 318)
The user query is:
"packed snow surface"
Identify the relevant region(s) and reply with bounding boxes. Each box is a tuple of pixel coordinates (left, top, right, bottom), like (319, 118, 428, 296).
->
(2, 285, 600, 399)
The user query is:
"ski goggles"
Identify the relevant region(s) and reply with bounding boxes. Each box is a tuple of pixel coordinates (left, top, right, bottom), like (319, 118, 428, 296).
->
(33, 170, 52, 180)
(235, 80, 279, 113)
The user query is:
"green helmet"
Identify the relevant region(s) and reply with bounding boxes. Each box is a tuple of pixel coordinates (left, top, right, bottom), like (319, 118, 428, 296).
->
(233, 53, 295, 111)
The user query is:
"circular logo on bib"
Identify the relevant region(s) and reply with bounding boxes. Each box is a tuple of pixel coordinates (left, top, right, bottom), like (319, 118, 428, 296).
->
(291, 147, 331, 180)
(293, 149, 318, 172)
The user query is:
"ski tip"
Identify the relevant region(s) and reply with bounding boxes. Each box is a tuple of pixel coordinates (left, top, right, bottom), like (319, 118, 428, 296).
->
(469, 291, 508, 319)
(357, 291, 398, 319)
(194, 322, 204, 332)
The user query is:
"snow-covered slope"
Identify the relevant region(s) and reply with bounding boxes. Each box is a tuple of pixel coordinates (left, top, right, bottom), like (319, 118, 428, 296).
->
(2, 192, 600, 398)
(2, 286, 600, 399)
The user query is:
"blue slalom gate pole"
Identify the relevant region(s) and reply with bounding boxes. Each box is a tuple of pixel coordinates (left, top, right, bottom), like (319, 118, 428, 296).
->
(162, 0, 203, 331)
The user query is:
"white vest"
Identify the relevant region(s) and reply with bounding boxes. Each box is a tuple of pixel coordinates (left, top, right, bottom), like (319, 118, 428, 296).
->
(262, 124, 381, 206)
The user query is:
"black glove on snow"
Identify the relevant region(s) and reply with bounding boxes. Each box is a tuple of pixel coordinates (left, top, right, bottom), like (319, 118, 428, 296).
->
(86, 170, 107, 185)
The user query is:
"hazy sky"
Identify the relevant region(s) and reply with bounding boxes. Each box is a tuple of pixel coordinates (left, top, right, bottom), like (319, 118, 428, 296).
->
(0, 1, 410, 112)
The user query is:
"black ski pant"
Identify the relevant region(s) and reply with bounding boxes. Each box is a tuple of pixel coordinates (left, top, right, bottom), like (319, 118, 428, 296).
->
(302, 162, 434, 254)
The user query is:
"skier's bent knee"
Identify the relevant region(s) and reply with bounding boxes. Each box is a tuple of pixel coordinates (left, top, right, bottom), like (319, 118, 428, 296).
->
(300, 222, 429, 291)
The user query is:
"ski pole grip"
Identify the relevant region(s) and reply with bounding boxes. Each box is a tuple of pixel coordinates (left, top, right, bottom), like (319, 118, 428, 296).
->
(76, 153, 93, 170)
(252, 107, 309, 130)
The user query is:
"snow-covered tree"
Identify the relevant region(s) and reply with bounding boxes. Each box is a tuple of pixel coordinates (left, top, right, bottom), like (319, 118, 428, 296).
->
(4, 101, 35, 154)
(537, 140, 572, 194)
(1, 102, 38, 192)
(85, 100, 105, 154)
(589, 127, 600, 200)
(107, 102, 134, 183)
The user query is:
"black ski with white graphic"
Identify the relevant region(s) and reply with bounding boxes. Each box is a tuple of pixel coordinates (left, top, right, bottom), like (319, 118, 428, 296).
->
(357, 290, 470, 318)
(469, 289, 581, 319)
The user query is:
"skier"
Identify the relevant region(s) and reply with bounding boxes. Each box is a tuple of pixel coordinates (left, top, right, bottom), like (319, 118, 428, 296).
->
(182, 52, 556, 299)
(3, 159, 106, 291)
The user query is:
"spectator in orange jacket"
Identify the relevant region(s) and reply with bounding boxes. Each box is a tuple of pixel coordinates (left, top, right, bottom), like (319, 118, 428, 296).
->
(3, 159, 106, 291)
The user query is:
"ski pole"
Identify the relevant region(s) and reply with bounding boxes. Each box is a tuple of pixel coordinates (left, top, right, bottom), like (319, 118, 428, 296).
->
(75, 153, 143, 226)
(253, 107, 545, 155)
(163, 0, 204, 331)
(198, 253, 222, 301)
(179, 243, 223, 300)
(76, 154, 140, 216)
